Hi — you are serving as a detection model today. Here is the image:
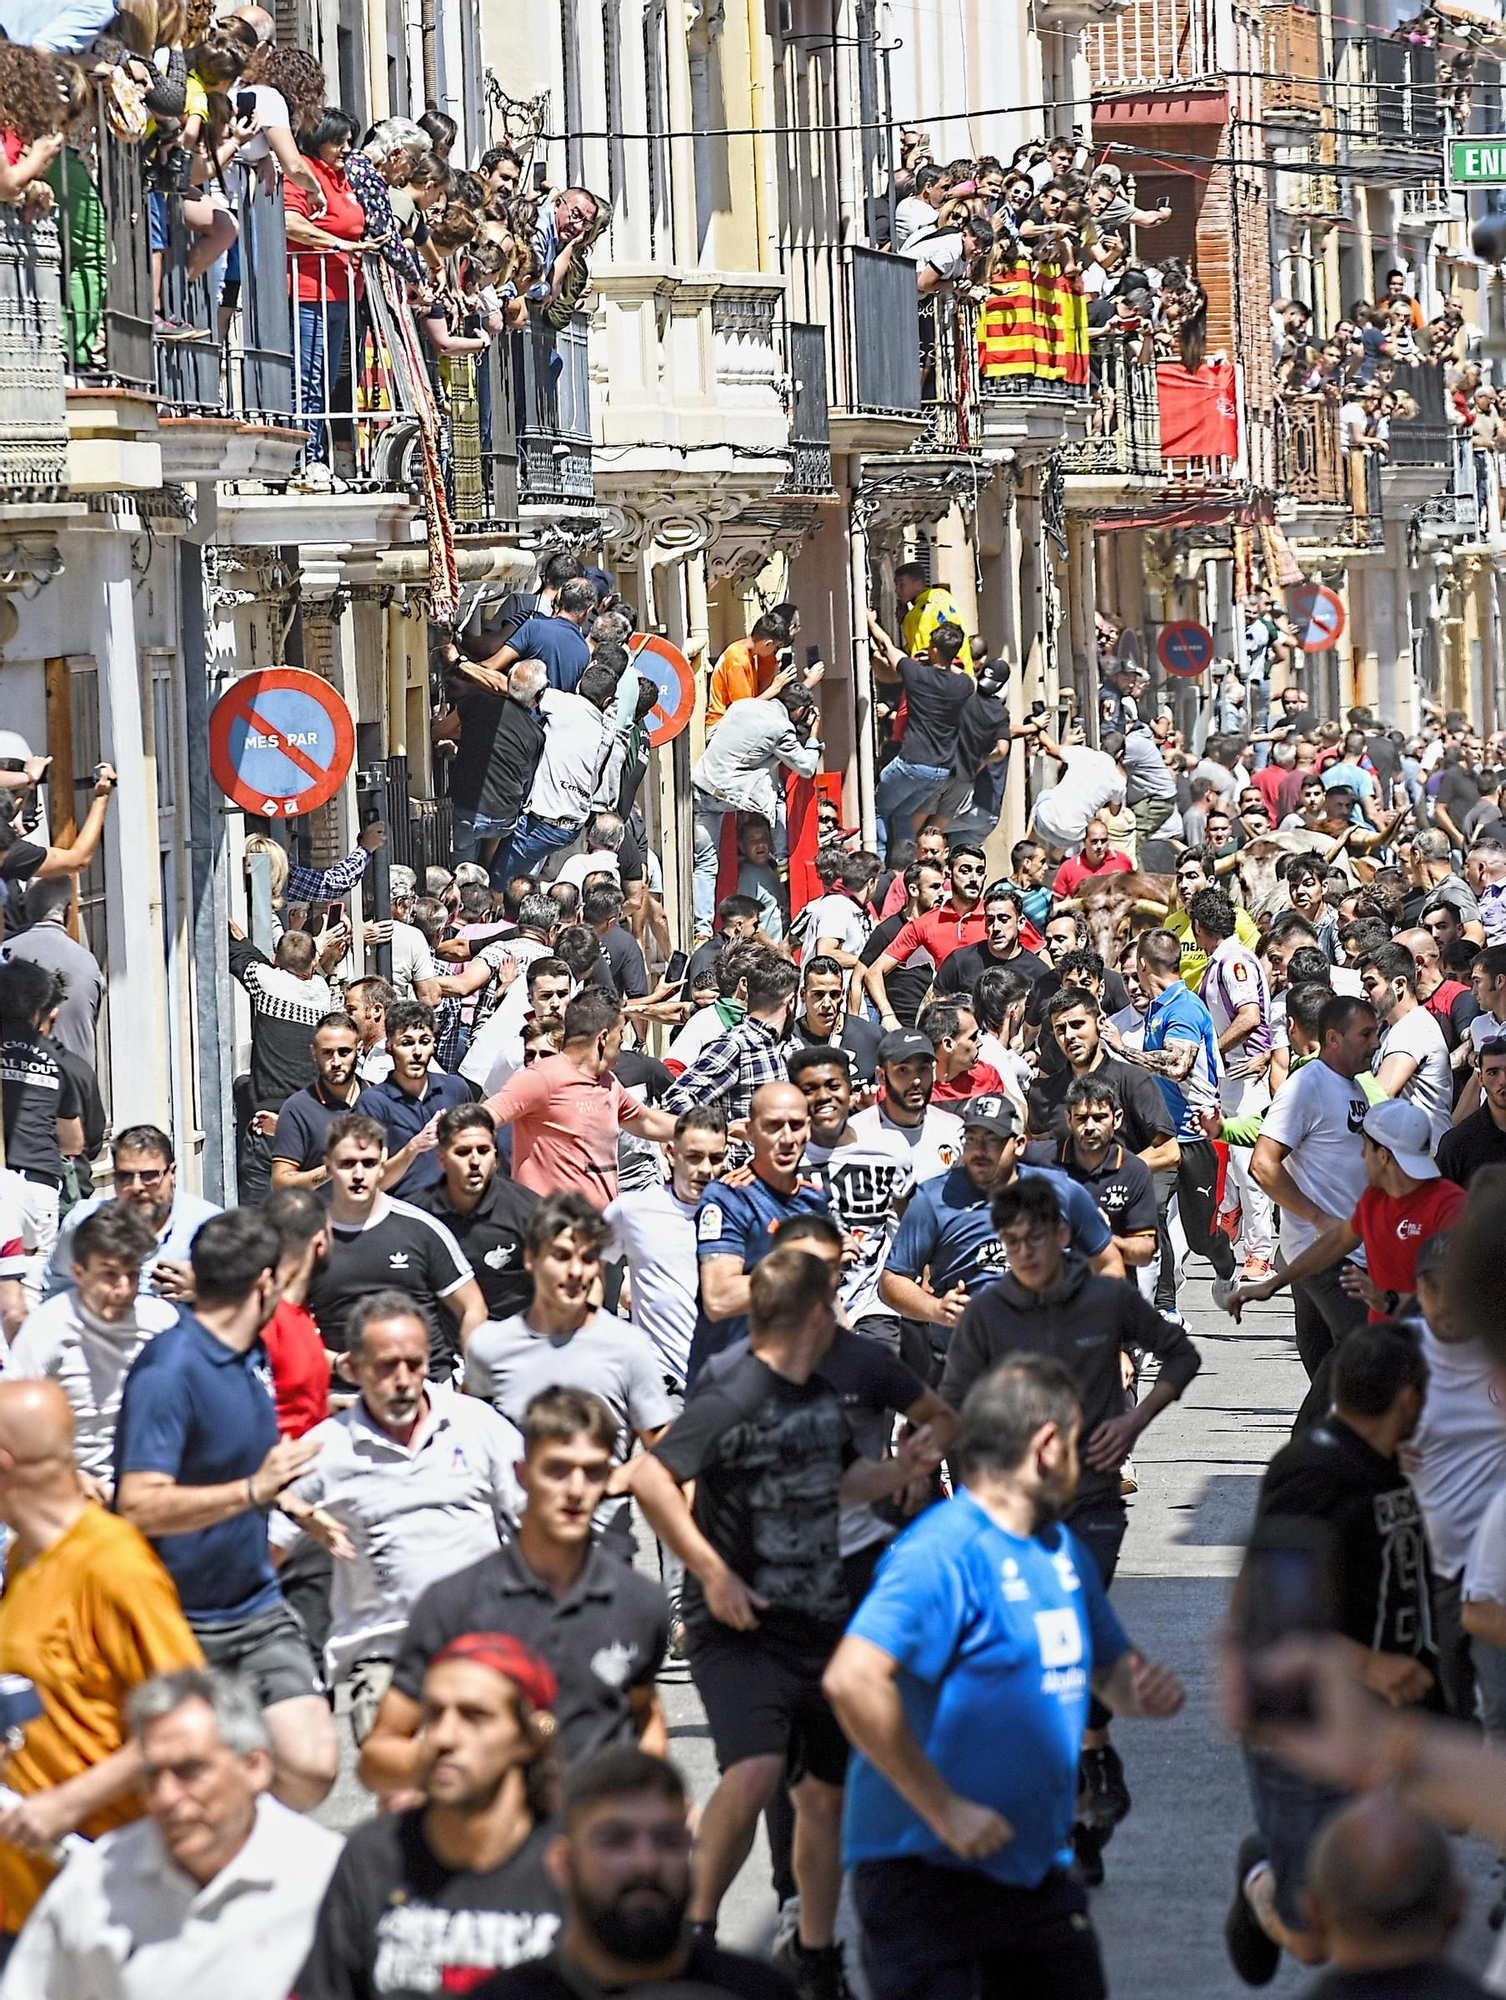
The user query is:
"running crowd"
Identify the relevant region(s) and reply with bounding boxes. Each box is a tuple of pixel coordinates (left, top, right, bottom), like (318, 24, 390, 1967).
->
(8, 595, 1506, 1999)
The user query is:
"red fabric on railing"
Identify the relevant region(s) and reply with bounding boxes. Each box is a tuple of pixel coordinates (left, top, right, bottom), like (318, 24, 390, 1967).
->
(976, 260, 1088, 388)
(786, 771, 845, 919)
(1157, 358, 1239, 459)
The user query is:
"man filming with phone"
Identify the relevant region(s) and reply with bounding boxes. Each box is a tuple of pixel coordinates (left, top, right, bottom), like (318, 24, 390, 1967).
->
(1224, 1319, 1439, 1988)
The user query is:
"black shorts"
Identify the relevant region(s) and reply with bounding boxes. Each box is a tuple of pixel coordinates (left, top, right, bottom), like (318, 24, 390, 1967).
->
(195, 1600, 324, 1706)
(852, 1857, 1104, 2000)
(687, 1621, 848, 1784)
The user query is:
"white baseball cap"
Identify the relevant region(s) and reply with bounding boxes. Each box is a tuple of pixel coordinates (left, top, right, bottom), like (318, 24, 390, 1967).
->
(1361, 1099, 1438, 1180)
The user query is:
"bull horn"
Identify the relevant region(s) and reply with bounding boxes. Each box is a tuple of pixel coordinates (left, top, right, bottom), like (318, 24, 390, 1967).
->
(1214, 854, 1238, 876)
(1056, 896, 1085, 911)
(1131, 897, 1169, 918)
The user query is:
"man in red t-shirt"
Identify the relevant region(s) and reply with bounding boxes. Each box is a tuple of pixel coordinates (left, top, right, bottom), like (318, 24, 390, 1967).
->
(1226, 1097, 1465, 1328)
(261, 1186, 333, 1439)
(863, 845, 989, 1030)
(918, 999, 1006, 1105)
(1051, 819, 1135, 900)
(1397, 925, 1481, 1057)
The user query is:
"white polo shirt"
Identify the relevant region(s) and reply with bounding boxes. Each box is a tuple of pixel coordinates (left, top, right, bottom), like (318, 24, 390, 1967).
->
(0, 1795, 342, 2000)
(603, 1179, 700, 1385)
(3, 1289, 178, 1483)
(271, 1386, 523, 1678)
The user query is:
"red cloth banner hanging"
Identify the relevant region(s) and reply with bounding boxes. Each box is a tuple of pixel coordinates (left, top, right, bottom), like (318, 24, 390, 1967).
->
(1156, 358, 1239, 459)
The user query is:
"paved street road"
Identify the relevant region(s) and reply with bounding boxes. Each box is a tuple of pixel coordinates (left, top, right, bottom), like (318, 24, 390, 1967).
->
(325, 1267, 1506, 1997)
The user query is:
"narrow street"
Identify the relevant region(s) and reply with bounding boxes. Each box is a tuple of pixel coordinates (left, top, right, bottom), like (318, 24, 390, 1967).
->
(660, 1271, 1506, 1996)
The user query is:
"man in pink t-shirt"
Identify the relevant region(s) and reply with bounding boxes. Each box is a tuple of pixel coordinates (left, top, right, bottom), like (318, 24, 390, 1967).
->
(486, 988, 675, 1203)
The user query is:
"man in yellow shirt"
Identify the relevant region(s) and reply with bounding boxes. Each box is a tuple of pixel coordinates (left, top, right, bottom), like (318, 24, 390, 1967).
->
(0, 1380, 203, 1941)
(1165, 846, 1260, 992)
(896, 561, 964, 660)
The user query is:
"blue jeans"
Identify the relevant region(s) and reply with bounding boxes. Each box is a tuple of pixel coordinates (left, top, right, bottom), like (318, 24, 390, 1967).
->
(297, 299, 349, 463)
(691, 793, 732, 935)
(451, 807, 518, 888)
(873, 758, 950, 862)
(509, 812, 581, 878)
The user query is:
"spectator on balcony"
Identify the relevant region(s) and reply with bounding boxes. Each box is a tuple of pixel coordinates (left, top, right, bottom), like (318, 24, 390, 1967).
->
(389, 148, 448, 284)
(1030, 134, 1079, 191)
(286, 107, 367, 479)
(1269, 297, 1311, 367)
(704, 609, 805, 732)
(529, 184, 600, 307)
(1382, 267, 1425, 330)
(1386, 299, 1424, 365)
(893, 161, 949, 249)
(1082, 230, 1151, 328)
(997, 172, 1033, 252)
(1471, 387, 1503, 522)
(480, 143, 523, 199)
(346, 115, 431, 294)
(237, 45, 325, 213)
(1086, 166, 1171, 240)
(905, 211, 994, 296)
(894, 562, 963, 661)
(1018, 182, 1076, 261)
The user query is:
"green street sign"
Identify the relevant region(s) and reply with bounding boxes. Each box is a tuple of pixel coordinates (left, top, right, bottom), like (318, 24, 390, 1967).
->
(1451, 138, 1506, 186)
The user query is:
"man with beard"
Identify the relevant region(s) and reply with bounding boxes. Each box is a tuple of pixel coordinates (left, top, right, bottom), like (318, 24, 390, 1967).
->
(474, 1750, 792, 2000)
(825, 1356, 1184, 2000)
(295, 1636, 565, 1999)
(270, 1014, 365, 1190)
(271, 1296, 524, 1744)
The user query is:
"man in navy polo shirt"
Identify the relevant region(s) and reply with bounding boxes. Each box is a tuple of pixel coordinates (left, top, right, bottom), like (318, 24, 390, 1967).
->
(688, 1080, 831, 1383)
(879, 1096, 1122, 1377)
(114, 1208, 339, 1808)
(485, 576, 596, 691)
(354, 1000, 473, 1199)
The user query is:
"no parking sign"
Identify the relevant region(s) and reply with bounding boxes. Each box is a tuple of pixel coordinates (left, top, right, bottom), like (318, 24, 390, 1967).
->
(627, 633, 697, 748)
(208, 669, 355, 817)
(1157, 622, 1215, 679)
(1287, 582, 1346, 654)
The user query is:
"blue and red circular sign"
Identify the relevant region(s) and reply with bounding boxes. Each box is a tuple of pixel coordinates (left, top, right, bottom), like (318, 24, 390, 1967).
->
(208, 668, 355, 818)
(1157, 621, 1215, 679)
(627, 633, 696, 749)
(1287, 582, 1346, 654)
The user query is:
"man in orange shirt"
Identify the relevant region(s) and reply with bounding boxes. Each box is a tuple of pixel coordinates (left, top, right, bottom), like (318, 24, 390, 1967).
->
(0, 1378, 203, 1943)
(487, 988, 676, 1203)
(704, 608, 823, 731)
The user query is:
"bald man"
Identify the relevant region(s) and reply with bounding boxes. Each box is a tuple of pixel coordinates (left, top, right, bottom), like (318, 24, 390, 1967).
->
(0, 1381, 203, 1949)
(1394, 925, 1481, 1062)
(230, 3, 276, 42)
(1301, 1796, 1485, 1995)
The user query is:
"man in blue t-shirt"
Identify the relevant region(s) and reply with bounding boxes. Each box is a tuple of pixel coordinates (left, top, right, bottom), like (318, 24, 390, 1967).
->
(879, 1095, 1120, 1371)
(483, 577, 597, 691)
(1115, 927, 1237, 1303)
(824, 1352, 1184, 2000)
(114, 1208, 339, 1808)
(689, 1080, 831, 1381)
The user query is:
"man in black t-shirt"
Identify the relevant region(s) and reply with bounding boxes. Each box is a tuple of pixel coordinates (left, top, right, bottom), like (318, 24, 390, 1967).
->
(438, 661, 548, 886)
(582, 882, 649, 1001)
(412, 1103, 538, 1319)
(0, 958, 83, 1295)
(1226, 1322, 1437, 1987)
(1438, 1035, 1506, 1186)
(305, 1113, 486, 1372)
(625, 1246, 938, 1993)
(865, 615, 975, 863)
(295, 1634, 564, 2000)
(935, 884, 1050, 1000)
(270, 1012, 364, 1192)
(475, 1749, 794, 2000)
(787, 957, 882, 1082)
(1025, 1076, 1159, 1270)
(1027, 986, 1180, 1166)
(359, 1387, 669, 1798)
(860, 860, 946, 1028)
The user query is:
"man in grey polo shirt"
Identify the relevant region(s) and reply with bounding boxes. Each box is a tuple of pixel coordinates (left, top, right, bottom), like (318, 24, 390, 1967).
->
(272, 1292, 524, 1741)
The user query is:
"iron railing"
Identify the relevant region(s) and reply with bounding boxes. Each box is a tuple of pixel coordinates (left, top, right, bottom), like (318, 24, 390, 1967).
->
(1060, 340, 1160, 475)
(1417, 430, 1480, 539)
(844, 247, 922, 417)
(1349, 445, 1384, 548)
(783, 320, 832, 493)
(1088, 0, 1218, 91)
(1263, 6, 1323, 121)
(918, 297, 977, 453)
(515, 311, 594, 508)
(1386, 361, 1452, 469)
(0, 208, 69, 493)
(1334, 36, 1444, 152)
(1278, 396, 1346, 507)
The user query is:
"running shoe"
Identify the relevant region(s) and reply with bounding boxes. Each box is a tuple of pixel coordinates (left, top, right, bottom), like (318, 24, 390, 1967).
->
(1080, 1741, 1131, 1828)
(1212, 1276, 1238, 1312)
(1224, 1834, 1280, 1985)
(772, 1936, 853, 2000)
(1241, 1256, 1276, 1284)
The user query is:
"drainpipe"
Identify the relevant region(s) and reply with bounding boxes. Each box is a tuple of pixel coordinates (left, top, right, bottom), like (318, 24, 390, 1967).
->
(180, 539, 235, 1204)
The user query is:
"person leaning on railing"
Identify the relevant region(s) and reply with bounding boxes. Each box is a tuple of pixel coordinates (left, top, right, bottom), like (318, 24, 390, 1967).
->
(284, 106, 369, 473)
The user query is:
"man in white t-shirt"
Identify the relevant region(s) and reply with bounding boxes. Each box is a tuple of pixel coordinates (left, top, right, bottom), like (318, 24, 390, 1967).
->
(1360, 941, 1453, 1148)
(1251, 992, 1378, 1422)
(1196, 892, 1276, 1279)
(1029, 729, 1127, 856)
(850, 1028, 964, 1185)
(460, 954, 572, 1096)
(604, 1112, 727, 1392)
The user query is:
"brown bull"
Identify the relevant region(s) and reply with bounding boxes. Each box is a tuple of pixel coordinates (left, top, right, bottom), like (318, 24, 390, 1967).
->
(1055, 871, 1175, 968)
(1219, 831, 1370, 923)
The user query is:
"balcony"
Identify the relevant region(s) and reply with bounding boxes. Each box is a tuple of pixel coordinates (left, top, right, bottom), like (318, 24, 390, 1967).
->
(827, 247, 923, 455)
(1416, 431, 1479, 546)
(0, 208, 69, 497)
(1399, 178, 1461, 227)
(977, 261, 1091, 462)
(1264, 6, 1323, 123)
(1059, 342, 1162, 501)
(1333, 36, 1445, 184)
(515, 313, 594, 514)
(1349, 445, 1384, 550)
(1278, 397, 1346, 511)
(1272, 134, 1349, 220)
(1088, 0, 1219, 92)
(782, 322, 833, 496)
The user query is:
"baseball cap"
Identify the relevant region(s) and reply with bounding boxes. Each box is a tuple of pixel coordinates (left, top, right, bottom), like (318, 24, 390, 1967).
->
(1360, 1099, 1439, 1181)
(877, 1028, 934, 1066)
(960, 1093, 1022, 1139)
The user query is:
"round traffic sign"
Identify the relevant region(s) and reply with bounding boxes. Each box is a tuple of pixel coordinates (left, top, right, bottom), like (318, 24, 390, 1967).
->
(1287, 582, 1346, 654)
(1157, 621, 1215, 679)
(208, 669, 355, 818)
(627, 634, 696, 749)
